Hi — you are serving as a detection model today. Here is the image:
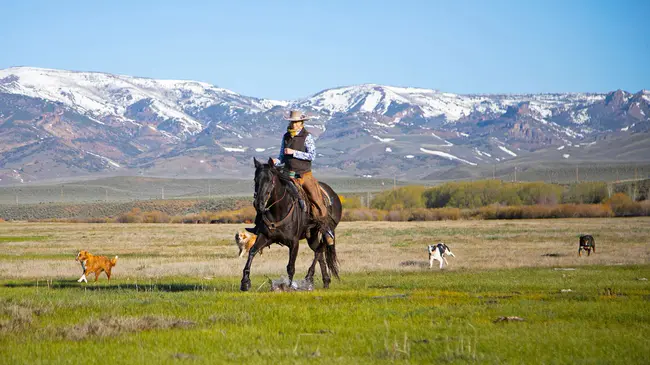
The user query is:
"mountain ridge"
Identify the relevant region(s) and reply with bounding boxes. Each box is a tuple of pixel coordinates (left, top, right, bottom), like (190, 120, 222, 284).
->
(0, 67, 648, 185)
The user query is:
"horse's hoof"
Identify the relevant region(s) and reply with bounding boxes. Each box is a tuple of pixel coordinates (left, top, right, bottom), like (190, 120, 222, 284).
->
(240, 280, 251, 292)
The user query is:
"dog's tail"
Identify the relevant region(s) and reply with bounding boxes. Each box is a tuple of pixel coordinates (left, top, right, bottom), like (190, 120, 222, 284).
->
(111, 255, 118, 266)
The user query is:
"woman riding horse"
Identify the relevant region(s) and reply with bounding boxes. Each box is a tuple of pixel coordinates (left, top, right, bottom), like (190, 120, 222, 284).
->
(246, 110, 334, 243)
(240, 157, 342, 291)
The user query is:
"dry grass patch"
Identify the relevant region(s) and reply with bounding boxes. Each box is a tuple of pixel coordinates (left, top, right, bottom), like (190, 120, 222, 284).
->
(0, 218, 648, 279)
(58, 316, 196, 341)
(0, 300, 48, 333)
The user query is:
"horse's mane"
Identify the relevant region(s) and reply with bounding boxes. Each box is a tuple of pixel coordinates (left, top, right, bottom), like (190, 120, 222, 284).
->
(263, 164, 300, 201)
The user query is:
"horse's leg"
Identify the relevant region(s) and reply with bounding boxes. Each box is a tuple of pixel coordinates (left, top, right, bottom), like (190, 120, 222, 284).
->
(305, 228, 321, 285)
(306, 253, 318, 285)
(240, 234, 270, 291)
(287, 239, 300, 287)
(318, 246, 331, 289)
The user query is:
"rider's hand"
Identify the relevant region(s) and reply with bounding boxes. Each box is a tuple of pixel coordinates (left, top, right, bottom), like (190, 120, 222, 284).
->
(284, 148, 295, 155)
(272, 158, 281, 165)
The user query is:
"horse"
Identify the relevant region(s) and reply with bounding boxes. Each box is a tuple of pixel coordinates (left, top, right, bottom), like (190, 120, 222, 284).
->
(240, 157, 342, 292)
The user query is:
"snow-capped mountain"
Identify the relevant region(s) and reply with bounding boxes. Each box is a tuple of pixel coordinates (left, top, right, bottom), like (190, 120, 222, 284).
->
(0, 67, 648, 184)
(297, 84, 606, 123)
(0, 67, 286, 137)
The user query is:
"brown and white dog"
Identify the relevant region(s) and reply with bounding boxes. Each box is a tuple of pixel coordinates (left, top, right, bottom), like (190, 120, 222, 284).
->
(75, 250, 118, 283)
(234, 231, 263, 258)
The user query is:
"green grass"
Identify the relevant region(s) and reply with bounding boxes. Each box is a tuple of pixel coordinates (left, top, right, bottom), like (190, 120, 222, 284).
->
(1, 265, 649, 364)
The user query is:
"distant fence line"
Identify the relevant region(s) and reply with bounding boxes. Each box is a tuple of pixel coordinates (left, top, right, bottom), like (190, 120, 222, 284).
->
(0, 164, 648, 205)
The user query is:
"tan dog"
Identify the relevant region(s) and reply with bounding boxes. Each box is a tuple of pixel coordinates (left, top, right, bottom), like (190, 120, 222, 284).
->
(75, 250, 118, 283)
(234, 231, 263, 258)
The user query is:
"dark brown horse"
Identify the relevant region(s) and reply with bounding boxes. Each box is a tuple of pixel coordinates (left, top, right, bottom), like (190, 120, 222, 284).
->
(240, 158, 343, 291)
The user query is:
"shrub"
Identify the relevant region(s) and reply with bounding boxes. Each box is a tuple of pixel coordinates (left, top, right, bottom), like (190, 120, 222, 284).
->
(371, 186, 427, 210)
(208, 206, 256, 223)
(408, 208, 461, 221)
(563, 182, 609, 204)
(116, 208, 143, 223)
(605, 193, 640, 217)
(341, 208, 387, 221)
(339, 195, 363, 209)
(141, 211, 171, 223)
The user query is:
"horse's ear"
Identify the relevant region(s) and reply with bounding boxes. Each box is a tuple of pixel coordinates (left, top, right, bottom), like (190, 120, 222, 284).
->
(268, 157, 275, 167)
(253, 157, 262, 169)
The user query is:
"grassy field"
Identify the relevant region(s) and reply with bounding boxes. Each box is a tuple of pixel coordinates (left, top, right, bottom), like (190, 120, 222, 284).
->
(0, 219, 649, 364)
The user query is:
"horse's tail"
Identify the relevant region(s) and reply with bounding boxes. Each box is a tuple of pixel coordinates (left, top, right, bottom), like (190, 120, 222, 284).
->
(325, 241, 340, 280)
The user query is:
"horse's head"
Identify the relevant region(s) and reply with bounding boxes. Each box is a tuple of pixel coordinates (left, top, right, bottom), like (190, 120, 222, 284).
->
(253, 157, 281, 212)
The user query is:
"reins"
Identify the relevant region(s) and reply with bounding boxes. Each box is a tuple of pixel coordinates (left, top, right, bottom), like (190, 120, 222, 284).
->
(258, 171, 297, 232)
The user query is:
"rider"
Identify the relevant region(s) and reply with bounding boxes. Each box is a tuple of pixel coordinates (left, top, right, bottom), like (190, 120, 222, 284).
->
(248, 110, 333, 243)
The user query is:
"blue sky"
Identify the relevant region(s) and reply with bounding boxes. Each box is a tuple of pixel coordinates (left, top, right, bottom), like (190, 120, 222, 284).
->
(1, 0, 648, 99)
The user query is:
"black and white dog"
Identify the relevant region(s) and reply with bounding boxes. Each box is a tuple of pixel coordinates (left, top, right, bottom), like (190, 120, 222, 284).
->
(428, 243, 455, 269)
(578, 235, 596, 257)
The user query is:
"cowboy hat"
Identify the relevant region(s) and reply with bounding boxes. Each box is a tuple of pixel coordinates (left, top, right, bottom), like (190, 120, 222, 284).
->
(284, 110, 310, 122)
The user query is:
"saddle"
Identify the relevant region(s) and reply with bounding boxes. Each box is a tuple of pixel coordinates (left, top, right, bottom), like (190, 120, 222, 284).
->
(288, 178, 332, 213)
(247, 179, 332, 236)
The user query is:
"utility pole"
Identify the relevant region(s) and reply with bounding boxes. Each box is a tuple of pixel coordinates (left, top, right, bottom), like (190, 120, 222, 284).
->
(514, 166, 517, 183)
(367, 191, 371, 208)
(493, 164, 496, 180)
(105, 188, 108, 202)
(393, 176, 396, 191)
(161, 187, 165, 200)
(576, 166, 579, 183)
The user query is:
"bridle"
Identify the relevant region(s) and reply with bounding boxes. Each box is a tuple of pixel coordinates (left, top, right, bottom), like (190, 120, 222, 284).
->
(255, 172, 281, 213)
(254, 168, 296, 231)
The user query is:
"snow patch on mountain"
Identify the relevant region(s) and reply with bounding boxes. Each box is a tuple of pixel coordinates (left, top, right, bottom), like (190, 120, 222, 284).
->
(223, 146, 246, 152)
(373, 135, 395, 142)
(84, 151, 121, 168)
(498, 145, 518, 157)
(431, 132, 453, 146)
(571, 108, 590, 124)
(420, 148, 477, 166)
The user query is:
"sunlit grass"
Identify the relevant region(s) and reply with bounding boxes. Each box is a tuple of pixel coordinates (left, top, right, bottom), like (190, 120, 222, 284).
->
(0, 266, 649, 364)
(0, 219, 649, 363)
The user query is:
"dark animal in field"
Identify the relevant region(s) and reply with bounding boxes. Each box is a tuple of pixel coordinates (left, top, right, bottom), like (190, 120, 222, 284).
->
(240, 158, 342, 291)
(578, 235, 596, 257)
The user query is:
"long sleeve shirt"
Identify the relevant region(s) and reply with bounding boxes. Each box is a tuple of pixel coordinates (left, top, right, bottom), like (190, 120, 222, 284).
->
(278, 132, 316, 163)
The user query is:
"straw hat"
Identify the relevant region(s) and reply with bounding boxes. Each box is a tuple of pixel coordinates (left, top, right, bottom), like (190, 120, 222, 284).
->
(284, 110, 310, 122)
